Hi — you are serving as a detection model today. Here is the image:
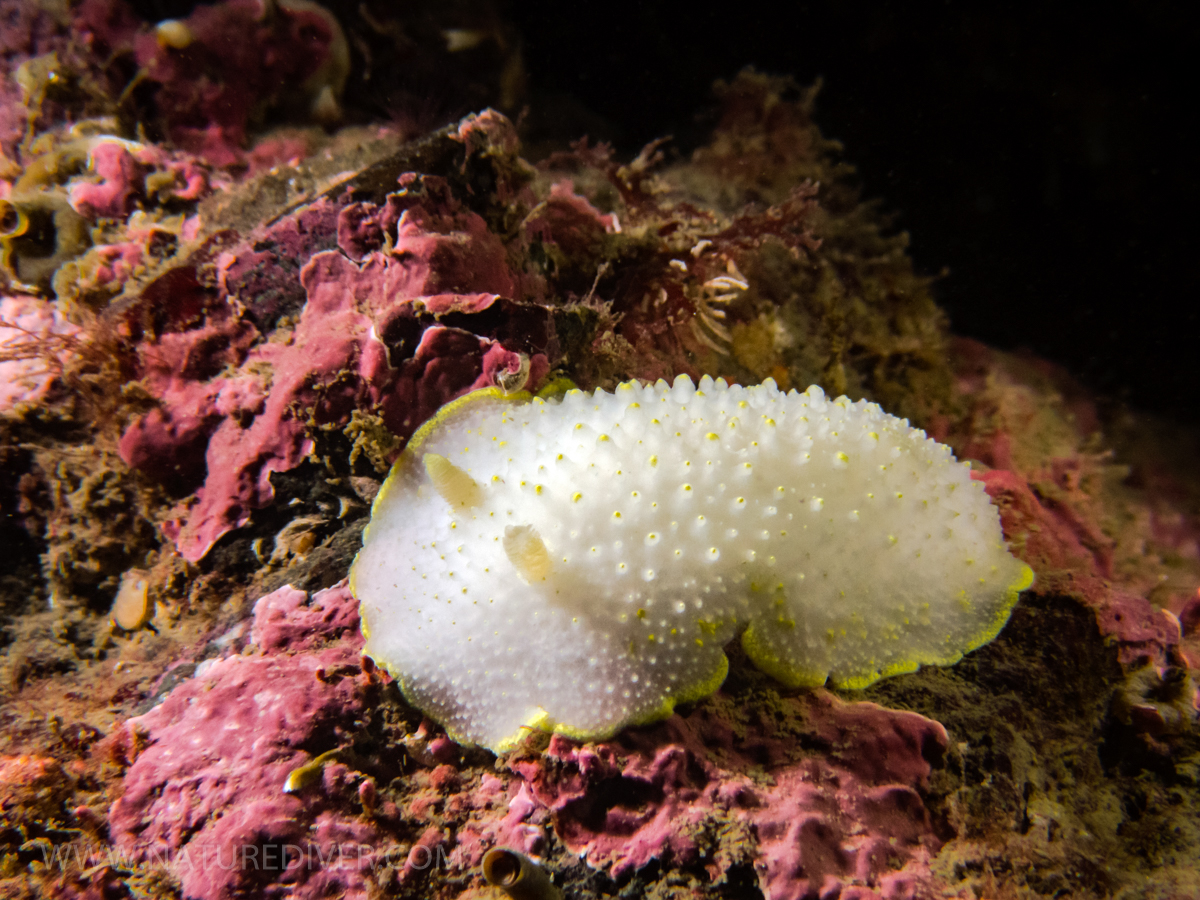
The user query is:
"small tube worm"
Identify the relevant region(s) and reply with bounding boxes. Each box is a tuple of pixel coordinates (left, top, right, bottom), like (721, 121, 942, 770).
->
(482, 849, 563, 900)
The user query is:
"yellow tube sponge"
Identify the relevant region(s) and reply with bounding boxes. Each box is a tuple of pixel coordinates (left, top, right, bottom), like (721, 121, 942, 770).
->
(351, 376, 1033, 752)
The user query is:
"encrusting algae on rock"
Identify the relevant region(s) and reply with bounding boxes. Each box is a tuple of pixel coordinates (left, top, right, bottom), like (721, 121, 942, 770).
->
(1, 5, 1198, 892)
(351, 374, 1033, 751)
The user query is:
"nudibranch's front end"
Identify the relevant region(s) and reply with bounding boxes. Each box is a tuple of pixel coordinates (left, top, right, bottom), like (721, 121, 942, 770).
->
(350, 375, 1033, 752)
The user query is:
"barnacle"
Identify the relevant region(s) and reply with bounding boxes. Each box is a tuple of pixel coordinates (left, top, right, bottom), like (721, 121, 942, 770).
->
(688, 257, 749, 354)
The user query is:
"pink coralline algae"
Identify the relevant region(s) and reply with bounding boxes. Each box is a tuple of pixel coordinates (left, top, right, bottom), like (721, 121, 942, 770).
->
(523, 179, 621, 257)
(109, 582, 388, 900)
(981, 468, 1183, 670)
(107, 581, 545, 898)
(75, 0, 347, 167)
(2, 38, 1197, 897)
(65, 140, 146, 220)
(66, 139, 209, 220)
(120, 168, 547, 561)
(508, 692, 949, 899)
(945, 340, 1188, 674)
(940, 338, 1200, 747)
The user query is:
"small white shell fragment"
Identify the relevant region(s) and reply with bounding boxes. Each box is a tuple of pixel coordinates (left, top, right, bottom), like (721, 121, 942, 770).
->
(351, 376, 1034, 752)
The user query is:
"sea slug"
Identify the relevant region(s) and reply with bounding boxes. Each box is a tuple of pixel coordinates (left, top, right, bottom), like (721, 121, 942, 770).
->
(351, 376, 1034, 751)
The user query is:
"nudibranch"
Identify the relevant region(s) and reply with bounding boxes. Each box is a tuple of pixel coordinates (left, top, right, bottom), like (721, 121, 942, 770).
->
(350, 376, 1033, 752)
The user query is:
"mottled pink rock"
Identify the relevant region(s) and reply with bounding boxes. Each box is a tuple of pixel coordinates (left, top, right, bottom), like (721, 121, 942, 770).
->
(164, 159, 211, 202)
(217, 196, 342, 330)
(981, 469, 1183, 668)
(0, 295, 80, 413)
(151, 316, 511, 561)
(110, 141, 213, 207)
(400, 826, 446, 884)
(250, 584, 361, 653)
(454, 109, 521, 165)
(67, 141, 144, 219)
(244, 132, 320, 176)
(522, 179, 619, 257)
(117, 314, 260, 493)
(336, 201, 390, 262)
(109, 582, 387, 900)
(131, 0, 342, 166)
(88, 241, 144, 286)
(220, 172, 531, 330)
(507, 690, 949, 898)
(65, 0, 342, 167)
(434, 793, 544, 881)
(123, 185, 539, 559)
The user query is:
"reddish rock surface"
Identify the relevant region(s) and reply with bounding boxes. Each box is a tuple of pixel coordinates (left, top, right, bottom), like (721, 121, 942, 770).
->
(510, 694, 949, 898)
(0, 8, 1197, 898)
(109, 583, 386, 900)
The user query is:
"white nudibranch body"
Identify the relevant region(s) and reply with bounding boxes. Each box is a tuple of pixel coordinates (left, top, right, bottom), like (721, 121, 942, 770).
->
(351, 375, 1033, 752)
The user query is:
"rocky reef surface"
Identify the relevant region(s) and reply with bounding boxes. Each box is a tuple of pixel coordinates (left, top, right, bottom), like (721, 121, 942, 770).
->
(1, 3, 1198, 899)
